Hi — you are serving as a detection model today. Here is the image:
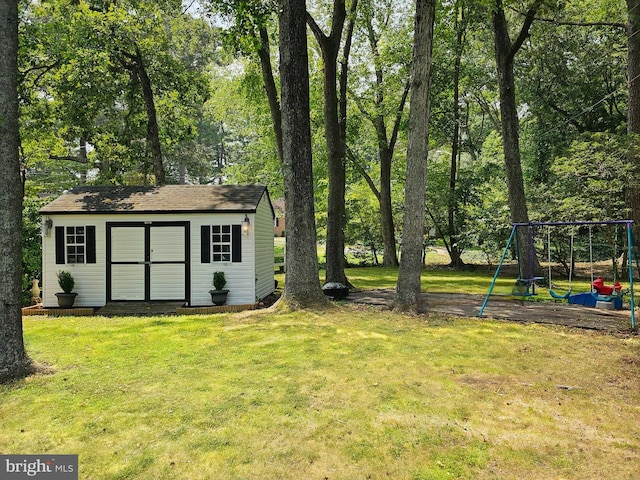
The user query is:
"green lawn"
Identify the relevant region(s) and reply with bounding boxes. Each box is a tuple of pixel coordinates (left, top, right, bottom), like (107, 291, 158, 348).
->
(276, 264, 636, 301)
(2, 308, 640, 479)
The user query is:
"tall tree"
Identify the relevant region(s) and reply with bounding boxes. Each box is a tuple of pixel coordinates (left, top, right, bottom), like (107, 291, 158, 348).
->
(349, 0, 412, 267)
(114, 43, 165, 184)
(446, 0, 467, 268)
(205, 1, 283, 163)
(1, 0, 34, 382)
(492, 0, 540, 271)
(394, 0, 436, 312)
(307, 0, 357, 286)
(19, 0, 211, 188)
(278, 0, 328, 309)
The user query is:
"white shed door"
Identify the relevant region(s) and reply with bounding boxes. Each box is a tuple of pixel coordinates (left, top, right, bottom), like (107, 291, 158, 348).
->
(108, 223, 188, 302)
(150, 226, 186, 300)
(111, 226, 146, 300)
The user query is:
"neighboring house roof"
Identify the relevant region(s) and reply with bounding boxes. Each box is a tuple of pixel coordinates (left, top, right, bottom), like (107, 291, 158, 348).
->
(40, 184, 273, 216)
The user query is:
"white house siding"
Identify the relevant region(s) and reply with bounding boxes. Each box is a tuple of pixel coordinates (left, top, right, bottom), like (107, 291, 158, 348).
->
(254, 193, 275, 301)
(42, 212, 264, 308)
(188, 212, 256, 306)
(42, 214, 107, 308)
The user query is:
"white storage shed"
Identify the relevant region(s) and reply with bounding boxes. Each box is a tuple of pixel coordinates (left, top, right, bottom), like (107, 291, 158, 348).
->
(39, 184, 275, 308)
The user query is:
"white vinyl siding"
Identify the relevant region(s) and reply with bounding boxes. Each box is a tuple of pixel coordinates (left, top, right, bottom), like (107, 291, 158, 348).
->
(42, 215, 106, 307)
(254, 193, 275, 301)
(41, 196, 274, 308)
(191, 214, 255, 306)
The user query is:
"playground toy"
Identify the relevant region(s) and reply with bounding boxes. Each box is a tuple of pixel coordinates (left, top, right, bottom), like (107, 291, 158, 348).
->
(591, 276, 622, 296)
(479, 220, 636, 329)
(567, 277, 624, 310)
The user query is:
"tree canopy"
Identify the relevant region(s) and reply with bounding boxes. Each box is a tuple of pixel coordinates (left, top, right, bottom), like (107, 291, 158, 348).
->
(7, 0, 639, 320)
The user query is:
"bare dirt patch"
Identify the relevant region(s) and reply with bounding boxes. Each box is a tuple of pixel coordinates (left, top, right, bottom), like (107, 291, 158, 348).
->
(345, 289, 636, 334)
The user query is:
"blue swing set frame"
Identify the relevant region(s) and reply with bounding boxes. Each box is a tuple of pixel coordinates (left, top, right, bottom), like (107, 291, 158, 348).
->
(479, 220, 636, 329)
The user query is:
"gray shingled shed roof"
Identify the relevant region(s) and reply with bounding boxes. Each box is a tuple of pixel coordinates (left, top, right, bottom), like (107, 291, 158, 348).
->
(40, 185, 272, 215)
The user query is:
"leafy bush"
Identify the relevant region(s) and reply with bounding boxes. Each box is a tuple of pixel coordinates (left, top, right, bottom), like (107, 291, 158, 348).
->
(57, 271, 75, 293)
(212, 271, 227, 291)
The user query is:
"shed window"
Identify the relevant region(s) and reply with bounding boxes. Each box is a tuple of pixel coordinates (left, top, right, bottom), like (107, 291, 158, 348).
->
(66, 226, 86, 263)
(212, 225, 232, 262)
(56, 225, 96, 264)
(201, 224, 242, 263)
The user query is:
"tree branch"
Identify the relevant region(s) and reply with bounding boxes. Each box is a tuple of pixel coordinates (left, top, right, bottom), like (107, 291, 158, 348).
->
(306, 12, 328, 45)
(389, 79, 410, 152)
(351, 90, 375, 125)
(50, 154, 87, 164)
(346, 146, 380, 201)
(508, 0, 542, 60)
(534, 17, 625, 29)
(507, 5, 626, 29)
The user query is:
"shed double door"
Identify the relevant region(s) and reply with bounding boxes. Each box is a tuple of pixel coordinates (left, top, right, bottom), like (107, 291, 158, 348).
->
(107, 222, 190, 301)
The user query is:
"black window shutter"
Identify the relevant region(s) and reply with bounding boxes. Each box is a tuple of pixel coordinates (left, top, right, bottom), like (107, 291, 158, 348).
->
(86, 226, 96, 264)
(201, 225, 211, 263)
(55, 226, 65, 264)
(232, 224, 242, 263)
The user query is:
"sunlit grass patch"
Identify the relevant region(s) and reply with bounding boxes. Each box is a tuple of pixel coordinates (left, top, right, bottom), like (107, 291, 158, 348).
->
(2, 310, 639, 479)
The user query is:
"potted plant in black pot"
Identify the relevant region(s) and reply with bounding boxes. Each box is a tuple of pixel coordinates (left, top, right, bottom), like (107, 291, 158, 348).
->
(209, 271, 229, 306)
(55, 270, 78, 307)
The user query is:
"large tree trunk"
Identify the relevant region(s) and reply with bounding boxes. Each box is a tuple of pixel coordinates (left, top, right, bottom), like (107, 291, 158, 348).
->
(324, 52, 348, 285)
(0, 0, 34, 383)
(379, 147, 399, 266)
(308, 1, 349, 286)
(627, 0, 640, 244)
(394, 0, 436, 312)
(277, 0, 328, 309)
(492, 0, 539, 273)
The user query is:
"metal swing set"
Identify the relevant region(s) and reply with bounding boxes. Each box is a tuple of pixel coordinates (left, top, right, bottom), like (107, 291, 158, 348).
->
(479, 220, 636, 329)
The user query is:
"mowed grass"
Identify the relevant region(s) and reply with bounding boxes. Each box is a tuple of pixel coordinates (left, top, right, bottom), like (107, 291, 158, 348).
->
(333, 264, 640, 301)
(2, 309, 640, 479)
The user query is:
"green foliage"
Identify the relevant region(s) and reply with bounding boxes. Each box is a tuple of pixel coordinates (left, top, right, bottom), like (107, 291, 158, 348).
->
(344, 182, 385, 265)
(544, 132, 632, 222)
(212, 270, 227, 291)
(462, 132, 511, 264)
(56, 270, 75, 294)
(206, 63, 283, 195)
(19, 0, 218, 189)
(519, 20, 627, 184)
(16, 0, 637, 277)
